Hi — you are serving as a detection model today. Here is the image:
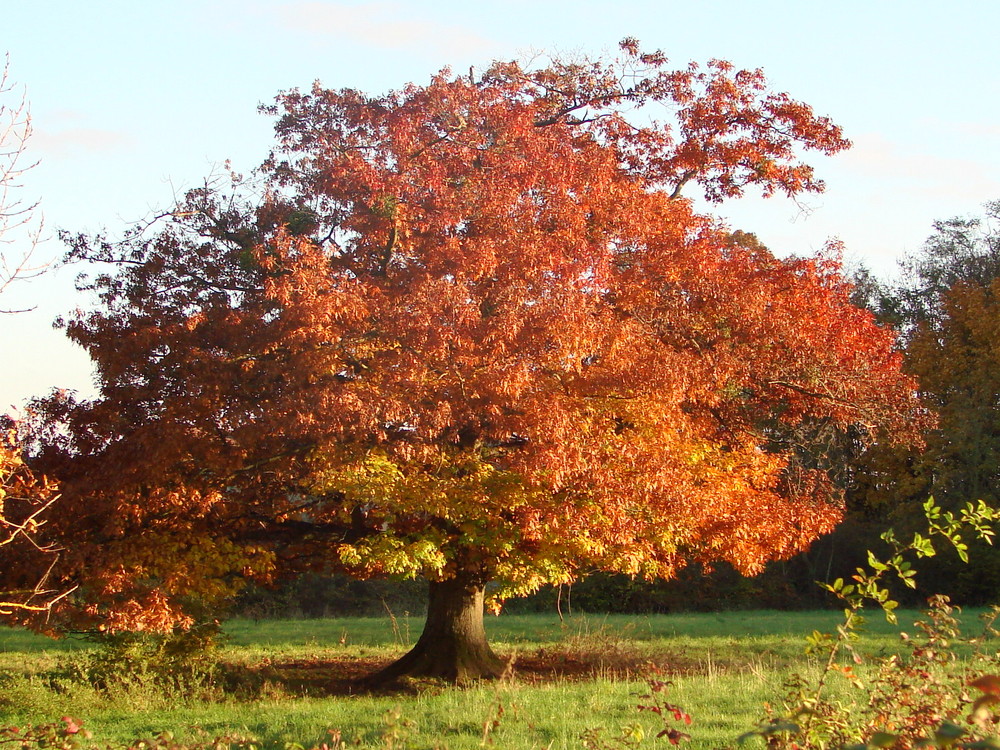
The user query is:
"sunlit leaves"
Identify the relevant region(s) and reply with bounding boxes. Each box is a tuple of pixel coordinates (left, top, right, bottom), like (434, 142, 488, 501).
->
(0, 424, 66, 617)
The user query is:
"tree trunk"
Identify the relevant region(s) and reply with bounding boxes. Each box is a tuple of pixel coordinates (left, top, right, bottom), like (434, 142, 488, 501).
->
(365, 576, 507, 686)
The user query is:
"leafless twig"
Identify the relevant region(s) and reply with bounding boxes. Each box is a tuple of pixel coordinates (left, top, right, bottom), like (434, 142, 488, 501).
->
(0, 53, 47, 312)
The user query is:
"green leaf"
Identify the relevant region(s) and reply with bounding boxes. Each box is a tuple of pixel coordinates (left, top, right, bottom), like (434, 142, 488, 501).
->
(869, 732, 899, 748)
(934, 721, 967, 745)
(867, 550, 888, 572)
(769, 721, 800, 734)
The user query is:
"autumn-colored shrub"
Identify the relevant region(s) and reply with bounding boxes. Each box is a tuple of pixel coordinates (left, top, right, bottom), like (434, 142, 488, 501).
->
(0, 716, 94, 750)
(742, 499, 1000, 749)
(0, 717, 262, 750)
(0, 422, 67, 618)
(580, 679, 692, 749)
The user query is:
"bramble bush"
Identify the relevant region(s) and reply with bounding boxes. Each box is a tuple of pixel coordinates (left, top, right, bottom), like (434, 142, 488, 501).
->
(67, 620, 224, 701)
(741, 498, 1000, 750)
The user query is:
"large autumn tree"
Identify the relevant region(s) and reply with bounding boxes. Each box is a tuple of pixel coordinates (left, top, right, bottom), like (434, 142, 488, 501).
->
(21, 41, 922, 682)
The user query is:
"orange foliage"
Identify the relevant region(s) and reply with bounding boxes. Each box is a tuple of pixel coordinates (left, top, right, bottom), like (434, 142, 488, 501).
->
(22, 41, 922, 630)
(0, 423, 70, 616)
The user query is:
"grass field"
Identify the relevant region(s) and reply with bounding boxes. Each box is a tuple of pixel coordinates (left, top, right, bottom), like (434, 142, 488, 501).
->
(0, 608, 994, 749)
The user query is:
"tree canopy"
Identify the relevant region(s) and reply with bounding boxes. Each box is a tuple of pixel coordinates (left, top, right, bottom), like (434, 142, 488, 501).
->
(853, 203, 1000, 514)
(12, 41, 924, 681)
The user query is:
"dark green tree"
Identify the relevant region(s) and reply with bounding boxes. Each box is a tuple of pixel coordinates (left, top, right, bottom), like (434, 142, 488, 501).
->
(850, 201, 1000, 603)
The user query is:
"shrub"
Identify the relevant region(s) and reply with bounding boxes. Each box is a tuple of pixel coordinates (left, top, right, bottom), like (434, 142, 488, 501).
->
(70, 620, 223, 700)
(741, 499, 1000, 749)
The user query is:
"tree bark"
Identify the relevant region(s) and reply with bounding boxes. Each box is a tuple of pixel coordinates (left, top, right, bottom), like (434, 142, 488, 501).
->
(365, 576, 507, 685)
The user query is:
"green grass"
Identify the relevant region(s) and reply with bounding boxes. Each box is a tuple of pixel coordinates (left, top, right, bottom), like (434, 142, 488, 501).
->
(0, 609, 995, 749)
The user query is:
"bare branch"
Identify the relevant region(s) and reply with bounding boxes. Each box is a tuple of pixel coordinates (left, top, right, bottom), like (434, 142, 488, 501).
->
(0, 54, 65, 620)
(0, 53, 47, 312)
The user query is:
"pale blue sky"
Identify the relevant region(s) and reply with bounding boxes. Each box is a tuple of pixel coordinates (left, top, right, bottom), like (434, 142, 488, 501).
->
(2, 0, 999, 411)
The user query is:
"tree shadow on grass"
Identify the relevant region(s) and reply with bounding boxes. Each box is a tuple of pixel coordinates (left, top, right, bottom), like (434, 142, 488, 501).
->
(220, 643, 702, 697)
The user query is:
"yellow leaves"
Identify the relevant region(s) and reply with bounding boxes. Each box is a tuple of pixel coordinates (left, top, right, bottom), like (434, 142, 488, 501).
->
(311, 447, 404, 504)
(490, 556, 574, 603)
(311, 444, 540, 523)
(97, 531, 274, 619)
(336, 537, 446, 578)
(337, 544, 363, 568)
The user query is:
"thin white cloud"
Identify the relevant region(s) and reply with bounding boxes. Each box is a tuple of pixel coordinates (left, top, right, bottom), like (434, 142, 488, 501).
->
(947, 122, 1000, 139)
(271, 2, 501, 58)
(843, 133, 1000, 202)
(31, 127, 131, 158)
(32, 110, 133, 159)
(917, 116, 1000, 140)
(44, 109, 88, 123)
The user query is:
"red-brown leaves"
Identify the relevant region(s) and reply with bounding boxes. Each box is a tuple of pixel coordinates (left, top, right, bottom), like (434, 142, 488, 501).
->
(21, 41, 920, 631)
(478, 40, 849, 202)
